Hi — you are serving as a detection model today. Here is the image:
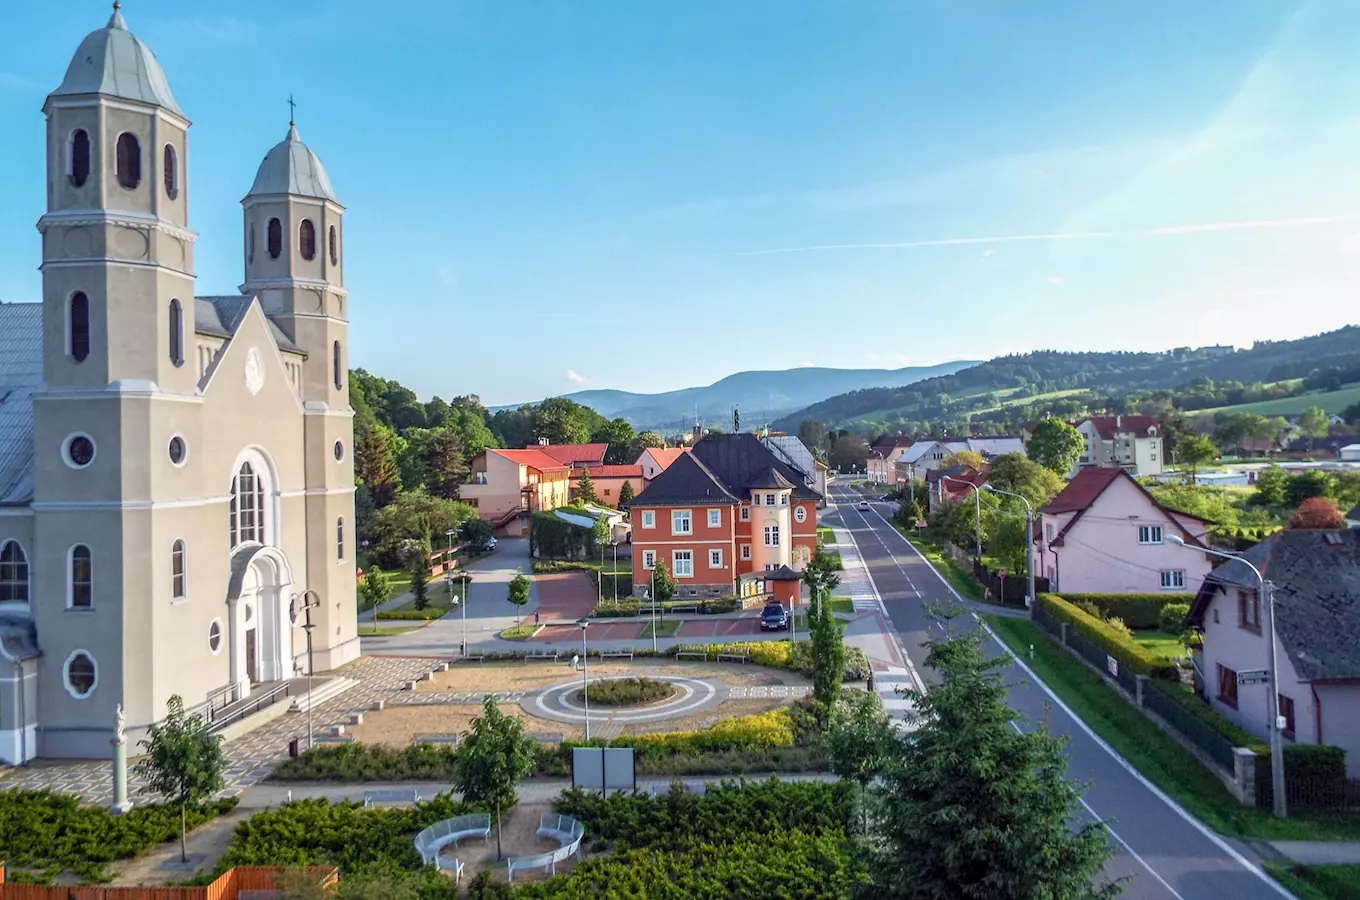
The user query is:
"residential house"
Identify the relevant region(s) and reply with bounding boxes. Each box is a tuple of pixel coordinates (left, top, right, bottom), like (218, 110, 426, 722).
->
(1033, 467, 1211, 594)
(626, 434, 821, 601)
(461, 449, 570, 535)
(1074, 416, 1163, 477)
(894, 436, 1024, 483)
(1281, 435, 1360, 459)
(763, 433, 830, 503)
(925, 465, 989, 515)
(528, 441, 608, 468)
(570, 465, 646, 508)
(636, 447, 688, 480)
(867, 435, 913, 485)
(1188, 529, 1360, 776)
(1340, 444, 1360, 463)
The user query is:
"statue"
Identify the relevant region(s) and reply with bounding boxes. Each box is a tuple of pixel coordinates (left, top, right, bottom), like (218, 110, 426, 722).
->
(114, 703, 125, 742)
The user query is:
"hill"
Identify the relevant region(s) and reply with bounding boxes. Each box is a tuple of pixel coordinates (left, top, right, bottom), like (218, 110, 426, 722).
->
(498, 361, 977, 431)
(772, 325, 1360, 433)
(1197, 383, 1360, 417)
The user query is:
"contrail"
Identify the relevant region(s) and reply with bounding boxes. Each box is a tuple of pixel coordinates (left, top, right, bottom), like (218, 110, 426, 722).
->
(733, 214, 1359, 257)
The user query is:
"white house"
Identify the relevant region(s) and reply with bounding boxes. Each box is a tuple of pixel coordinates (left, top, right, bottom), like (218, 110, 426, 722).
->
(1074, 415, 1163, 477)
(1340, 444, 1360, 463)
(894, 436, 1024, 483)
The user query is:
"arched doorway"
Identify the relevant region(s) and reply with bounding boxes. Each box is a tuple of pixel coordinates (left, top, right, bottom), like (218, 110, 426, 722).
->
(226, 546, 295, 696)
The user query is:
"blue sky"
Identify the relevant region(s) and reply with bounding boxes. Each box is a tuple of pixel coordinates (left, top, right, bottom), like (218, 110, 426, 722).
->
(2, 1, 1358, 405)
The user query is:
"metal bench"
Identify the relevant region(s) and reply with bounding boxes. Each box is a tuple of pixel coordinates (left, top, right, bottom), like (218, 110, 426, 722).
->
(413, 733, 460, 746)
(364, 789, 421, 807)
(412, 813, 493, 884)
(529, 732, 565, 743)
(525, 649, 560, 663)
(670, 604, 699, 613)
(675, 650, 708, 661)
(597, 650, 633, 660)
(507, 814, 585, 882)
(459, 652, 486, 663)
(716, 648, 751, 664)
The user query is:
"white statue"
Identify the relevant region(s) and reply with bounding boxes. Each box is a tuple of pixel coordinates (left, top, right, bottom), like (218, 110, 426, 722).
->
(570, 654, 580, 671)
(115, 703, 125, 741)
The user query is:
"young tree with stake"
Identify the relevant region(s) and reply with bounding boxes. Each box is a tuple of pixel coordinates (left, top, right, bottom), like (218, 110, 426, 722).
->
(135, 695, 226, 862)
(506, 570, 531, 626)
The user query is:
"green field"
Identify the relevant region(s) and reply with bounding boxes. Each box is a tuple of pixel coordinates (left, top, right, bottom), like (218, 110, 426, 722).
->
(1200, 383, 1360, 416)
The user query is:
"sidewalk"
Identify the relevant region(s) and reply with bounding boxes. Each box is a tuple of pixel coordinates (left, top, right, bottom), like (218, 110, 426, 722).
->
(1268, 840, 1360, 865)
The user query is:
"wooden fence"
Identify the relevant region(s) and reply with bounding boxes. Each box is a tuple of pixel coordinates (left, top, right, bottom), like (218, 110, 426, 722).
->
(0, 867, 337, 900)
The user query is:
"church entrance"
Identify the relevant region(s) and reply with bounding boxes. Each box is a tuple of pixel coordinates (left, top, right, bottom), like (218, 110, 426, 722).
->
(226, 546, 296, 697)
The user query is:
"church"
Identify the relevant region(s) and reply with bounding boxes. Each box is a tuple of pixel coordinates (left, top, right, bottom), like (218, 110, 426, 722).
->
(0, 4, 360, 762)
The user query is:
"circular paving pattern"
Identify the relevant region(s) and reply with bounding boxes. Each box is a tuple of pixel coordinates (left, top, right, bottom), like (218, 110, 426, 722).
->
(526, 674, 720, 724)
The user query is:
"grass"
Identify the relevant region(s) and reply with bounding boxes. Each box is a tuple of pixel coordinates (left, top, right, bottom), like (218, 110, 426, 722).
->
(359, 626, 420, 637)
(1199, 382, 1360, 416)
(818, 527, 836, 545)
(640, 619, 682, 638)
(828, 596, 854, 614)
(499, 623, 539, 640)
(375, 595, 455, 620)
(984, 615, 1360, 841)
(1266, 863, 1360, 900)
(1132, 630, 1190, 662)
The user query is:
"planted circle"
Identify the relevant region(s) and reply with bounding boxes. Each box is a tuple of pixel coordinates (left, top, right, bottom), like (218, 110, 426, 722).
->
(577, 676, 676, 707)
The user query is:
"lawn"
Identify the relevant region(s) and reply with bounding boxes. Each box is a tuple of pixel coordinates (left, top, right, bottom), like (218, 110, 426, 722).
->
(828, 596, 854, 614)
(818, 527, 836, 545)
(640, 619, 682, 638)
(358, 625, 420, 637)
(1132, 630, 1189, 662)
(1266, 863, 1360, 900)
(499, 623, 539, 640)
(1199, 382, 1360, 416)
(985, 615, 1360, 841)
(375, 595, 455, 620)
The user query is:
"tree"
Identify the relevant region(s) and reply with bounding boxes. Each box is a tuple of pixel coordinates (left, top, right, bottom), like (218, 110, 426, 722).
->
(938, 449, 985, 471)
(802, 552, 844, 709)
(409, 550, 430, 610)
(1026, 418, 1084, 475)
(988, 514, 1030, 578)
(369, 490, 478, 567)
(627, 431, 666, 461)
(574, 469, 599, 505)
(453, 696, 538, 813)
(1251, 463, 1291, 507)
(1176, 434, 1220, 483)
(1288, 497, 1344, 529)
(355, 423, 401, 506)
(135, 695, 226, 862)
(534, 397, 596, 446)
(1298, 405, 1331, 438)
(649, 558, 676, 603)
(825, 691, 893, 834)
(593, 418, 637, 464)
(422, 428, 466, 499)
(617, 479, 636, 505)
(359, 566, 392, 630)
(798, 418, 829, 459)
(1342, 401, 1360, 427)
(1214, 413, 1271, 456)
(986, 452, 1065, 508)
(828, 435, 870, 472)
(1285, 469, 1336, 506)
(871, 624, 1116, 898)
(459, 516, 495, 547)
(506, 571, 531, 625)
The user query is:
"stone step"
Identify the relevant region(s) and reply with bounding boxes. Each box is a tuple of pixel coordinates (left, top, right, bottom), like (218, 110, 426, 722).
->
(289, 676, 358, 713)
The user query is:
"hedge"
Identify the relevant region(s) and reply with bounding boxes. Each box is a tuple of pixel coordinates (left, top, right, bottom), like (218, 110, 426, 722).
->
(592, 597, 739, 617)
(1056, 593, 1195, 630)
(528, 511, 597, 559)
(1035, 593, 1179, 680)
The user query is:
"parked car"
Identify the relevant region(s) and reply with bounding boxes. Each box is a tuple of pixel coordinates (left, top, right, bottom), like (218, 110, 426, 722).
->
(760, 602, 790, 631)
(479, 537, 498, 552)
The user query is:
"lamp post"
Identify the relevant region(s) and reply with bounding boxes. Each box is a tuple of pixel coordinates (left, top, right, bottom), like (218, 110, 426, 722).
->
(445, 528, 457, 608)
(1168, 535, 1286, 818)
(293, 589, 321, 748)
(942, 474, 982, 559)
(460, 571, 471, 657)
(983, 486, 1033, 607)
(577, 618, 591, 740)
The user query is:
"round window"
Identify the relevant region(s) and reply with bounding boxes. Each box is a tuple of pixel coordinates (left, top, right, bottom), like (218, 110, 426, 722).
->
(64, 434, 95, 468)
(795, 506, 807, 523)
(168, 435, 187, 466)
(208, 619, 223, 654)
(65, 651, 97, 697)
(333, 440, 344, 462)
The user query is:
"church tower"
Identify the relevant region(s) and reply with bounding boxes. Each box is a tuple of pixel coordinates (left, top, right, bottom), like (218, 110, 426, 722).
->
(241, 119, 357, 671)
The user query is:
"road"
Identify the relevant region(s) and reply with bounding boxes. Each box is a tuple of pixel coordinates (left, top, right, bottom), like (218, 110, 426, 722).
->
(827, 484, 1291, 900)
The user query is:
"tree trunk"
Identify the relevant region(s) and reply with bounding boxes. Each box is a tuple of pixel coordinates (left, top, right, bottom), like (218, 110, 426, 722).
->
(180, 801, 188, 862)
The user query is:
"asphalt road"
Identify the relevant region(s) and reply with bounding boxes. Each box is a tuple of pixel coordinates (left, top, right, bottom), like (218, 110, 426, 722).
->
(827, 485, 1291, 900)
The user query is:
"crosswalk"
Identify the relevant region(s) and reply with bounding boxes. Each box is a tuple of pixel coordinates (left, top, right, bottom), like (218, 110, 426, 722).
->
(872, 665, 919, 734)
(829, 527, 880, 613)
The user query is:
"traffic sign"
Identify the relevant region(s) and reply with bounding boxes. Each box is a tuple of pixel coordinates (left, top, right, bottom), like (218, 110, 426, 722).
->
(1237, 669, 1270, 686)
(999, 568, 1007, 578)
(914, 520, 927, 529)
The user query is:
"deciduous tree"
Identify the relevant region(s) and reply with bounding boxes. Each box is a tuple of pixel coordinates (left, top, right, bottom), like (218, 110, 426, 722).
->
(826, 690, 893, 834)
(1251, 463, 1291, 507)
(453, 696, 538, 813)
(627, 431, 666, 461)
(649, 559, 676, 603)
(1026, 418, 1084, 475)
(1285, 469, 1336, 506)
(135, 695, 226, 862)
(459, 516, 495, 547)
(828, 435, 870, 472)
(1175, 434, 1220, 483)
(1288, 497, 1344, 529)
(986, 452, 1065, 508)
(938, 449, 985, 471)
(359, 566, 391, 629)
(1298, 405, 1331, 438)
(593, 417, 637, 464)
(506, 571, 531, 626)
(798, 418, 829, 459)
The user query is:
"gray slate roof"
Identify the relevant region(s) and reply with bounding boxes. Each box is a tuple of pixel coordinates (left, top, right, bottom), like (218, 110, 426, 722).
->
(195, 296, 305, 354)
(0, 304, 44, 505)
(50, 9, 182, 115)
(1191, 529, 1360, 681)
(626, 452, 740, 507)
(628, 434, 821, 508)
(247, 125, 339, 203)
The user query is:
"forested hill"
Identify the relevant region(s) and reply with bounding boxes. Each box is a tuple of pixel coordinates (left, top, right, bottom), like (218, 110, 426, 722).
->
(772, 325, 1360, 433)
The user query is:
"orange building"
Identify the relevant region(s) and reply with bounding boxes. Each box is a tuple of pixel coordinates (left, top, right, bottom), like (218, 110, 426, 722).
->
(570, 464, 646, 507)
(461, 448, 571, 535)
(626, 434, 821, 601)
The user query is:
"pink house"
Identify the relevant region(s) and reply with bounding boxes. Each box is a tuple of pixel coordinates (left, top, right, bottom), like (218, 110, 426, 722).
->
(1033, 467, 1212, 594)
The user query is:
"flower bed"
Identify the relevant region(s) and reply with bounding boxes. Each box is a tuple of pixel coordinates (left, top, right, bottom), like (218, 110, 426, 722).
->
(577, 676, 675, 706)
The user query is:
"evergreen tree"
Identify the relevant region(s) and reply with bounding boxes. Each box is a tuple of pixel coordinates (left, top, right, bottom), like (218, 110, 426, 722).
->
(422, 427, 466, 500)
(409, 549, 430, 610)
(575, 469, 599, 505)
(872, 623, 1117, 899)
(618, 479, 636, 505)
(355, 423, 401, 506)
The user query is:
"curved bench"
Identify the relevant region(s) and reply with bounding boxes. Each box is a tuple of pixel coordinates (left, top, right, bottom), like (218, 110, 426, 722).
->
(412, 813, 492, 883)
(506, 813, 585, 882)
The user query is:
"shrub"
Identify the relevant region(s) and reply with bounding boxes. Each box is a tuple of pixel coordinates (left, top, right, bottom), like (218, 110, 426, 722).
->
(1282, 744, 1347, 780)
(269, 743, 458, 782)
(1058, 593, 1194, 630)
(579, 676, 675, 706)
(673, 640, 869, 681)
(1104, 616, 1133, 639)
(1036, 593, 1179, 680)
(1159, 603, 1192, 635)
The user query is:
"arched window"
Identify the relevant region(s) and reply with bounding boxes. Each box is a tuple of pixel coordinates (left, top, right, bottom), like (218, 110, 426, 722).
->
(267, 218, 282, 259)
(230, 462, 266, 547)
(0, 541, 28, 604)
(171, 539, 186, 600)
(337, 518, 345, 561)
(299, 219, 316, 261)
(332, 341, 342, 390)
(168, 298, 183, 367)
(69, 130, 91, 187)
(69, 292, 90, 362)
(163, 143, 178, 199)
(248, 223, 256, 264)
(329, 224, 338, 265)
(69, 545, 93, 608)
(65, 652, 97, 697)
(115, 133, 141, 190)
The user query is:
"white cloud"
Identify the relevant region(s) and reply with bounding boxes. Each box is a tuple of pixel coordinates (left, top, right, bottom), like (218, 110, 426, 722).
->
(566, 370, 591, 385)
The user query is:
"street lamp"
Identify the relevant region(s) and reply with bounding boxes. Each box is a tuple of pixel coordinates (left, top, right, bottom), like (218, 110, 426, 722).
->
(445, 529, 457, 608)
(983, 485, 1034, 607)
(942, 474, 982, 558)
(292, 589, 321, 748)
(577, 618, 591, 740)
(460, 571, 471, 657)
(1168, 535, 1286, 818)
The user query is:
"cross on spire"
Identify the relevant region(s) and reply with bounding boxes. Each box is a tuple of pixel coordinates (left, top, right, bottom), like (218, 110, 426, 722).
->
(288, 95, 296, 127)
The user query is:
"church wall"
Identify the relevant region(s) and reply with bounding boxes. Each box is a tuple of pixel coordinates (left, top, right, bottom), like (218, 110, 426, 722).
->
(0, 515, 35, 618)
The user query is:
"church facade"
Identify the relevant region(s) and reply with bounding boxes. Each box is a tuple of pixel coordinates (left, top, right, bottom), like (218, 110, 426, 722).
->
(0, 6, 359, 762)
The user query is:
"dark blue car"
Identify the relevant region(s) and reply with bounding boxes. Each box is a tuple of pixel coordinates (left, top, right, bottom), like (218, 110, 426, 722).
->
(760, 602, 790, 631)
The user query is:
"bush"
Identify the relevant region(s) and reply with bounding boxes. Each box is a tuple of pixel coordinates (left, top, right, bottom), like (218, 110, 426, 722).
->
(1282, 744, 1347, 780)
(579, 676, 675, 706)
(673, 640, 870, 681)
(1058, 593, 1195, 630)
(1036, 593, 1179, 680)
(269, 743, 458, 783)
(1159, 603, 1192, 635)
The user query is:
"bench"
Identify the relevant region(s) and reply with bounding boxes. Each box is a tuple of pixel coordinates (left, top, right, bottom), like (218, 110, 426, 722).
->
(525, 649, 560, 663)
(529, 732, 565, 743)
(413, 813, 493, 884)
(597, 650, 633, 660)
(507, 814, 585, 882)
(670, 604, 699, 613)
(674, 650, 708, 662)
(716, 648, 751, 664)
(413, 733, 460, 746)
(364, 789, 421, 807)
(458, 653, 485, 663)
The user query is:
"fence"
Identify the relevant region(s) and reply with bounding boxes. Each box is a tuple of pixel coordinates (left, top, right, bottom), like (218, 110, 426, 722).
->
(1257, 772, 1360, 811)
(0, 867, 337, 900)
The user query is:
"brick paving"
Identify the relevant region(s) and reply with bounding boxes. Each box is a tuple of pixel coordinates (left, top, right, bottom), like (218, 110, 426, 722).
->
(533, 571, 596, 622)
(676, 617, 762, 638)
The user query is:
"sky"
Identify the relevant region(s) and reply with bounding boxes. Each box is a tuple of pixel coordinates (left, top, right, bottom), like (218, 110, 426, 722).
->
(2, 1, 1359, 406)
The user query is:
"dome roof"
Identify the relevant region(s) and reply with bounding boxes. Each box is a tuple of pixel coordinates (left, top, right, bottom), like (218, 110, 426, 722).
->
(50, 6, 182, 115)
(246, 124, 339, 203)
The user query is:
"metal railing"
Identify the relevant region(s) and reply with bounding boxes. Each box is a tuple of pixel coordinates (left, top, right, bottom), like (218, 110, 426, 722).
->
(206, 681, 292, 734)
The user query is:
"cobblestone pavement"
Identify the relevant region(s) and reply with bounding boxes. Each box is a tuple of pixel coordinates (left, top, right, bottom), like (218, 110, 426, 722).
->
(0, 655, 443, 804)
